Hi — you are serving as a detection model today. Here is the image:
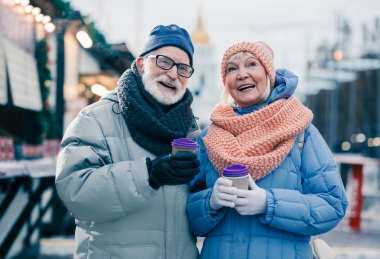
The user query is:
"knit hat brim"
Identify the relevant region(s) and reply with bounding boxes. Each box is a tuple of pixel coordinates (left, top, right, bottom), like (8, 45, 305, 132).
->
(220, 41, 275, 87)
(139, 36, 194, 65)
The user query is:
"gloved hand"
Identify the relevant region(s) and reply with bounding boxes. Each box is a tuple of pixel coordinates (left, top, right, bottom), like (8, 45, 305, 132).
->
(147, 151, 200, 189)
(234, 174, 267, 215)
(209, 178, 237, 211)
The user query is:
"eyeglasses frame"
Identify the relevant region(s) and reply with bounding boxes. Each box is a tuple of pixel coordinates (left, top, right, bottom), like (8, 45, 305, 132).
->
(145, 54, 194, 78)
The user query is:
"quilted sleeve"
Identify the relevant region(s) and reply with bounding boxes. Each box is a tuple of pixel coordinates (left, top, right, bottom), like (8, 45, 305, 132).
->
(55, 110, 157, 223)
(187, 129, 227, 236)
(260, 124, 349, 235)
(188, 188, 227, 236)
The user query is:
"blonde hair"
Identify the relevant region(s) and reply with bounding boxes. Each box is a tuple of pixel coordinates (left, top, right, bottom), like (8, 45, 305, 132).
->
(220, 51, 271, 106)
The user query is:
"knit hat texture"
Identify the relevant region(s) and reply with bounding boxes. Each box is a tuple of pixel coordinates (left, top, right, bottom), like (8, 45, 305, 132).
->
(139, 24, 194, 65)
(220, 41, 275, 87)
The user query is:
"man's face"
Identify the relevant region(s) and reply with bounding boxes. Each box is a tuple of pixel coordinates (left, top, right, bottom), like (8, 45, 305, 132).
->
(138, 46, 190, 105)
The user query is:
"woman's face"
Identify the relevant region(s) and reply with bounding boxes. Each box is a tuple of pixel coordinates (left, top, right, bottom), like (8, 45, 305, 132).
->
(225, 53, 267, 108)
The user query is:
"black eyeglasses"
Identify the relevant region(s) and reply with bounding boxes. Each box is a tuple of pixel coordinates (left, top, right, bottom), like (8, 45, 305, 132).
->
(145, 54, 194, 78)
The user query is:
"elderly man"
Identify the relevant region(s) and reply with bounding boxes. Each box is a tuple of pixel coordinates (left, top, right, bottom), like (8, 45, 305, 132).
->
(55, 24, 200, 259)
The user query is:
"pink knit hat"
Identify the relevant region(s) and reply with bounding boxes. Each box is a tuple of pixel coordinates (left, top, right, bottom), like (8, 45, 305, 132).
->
(220, 41, 275, 87)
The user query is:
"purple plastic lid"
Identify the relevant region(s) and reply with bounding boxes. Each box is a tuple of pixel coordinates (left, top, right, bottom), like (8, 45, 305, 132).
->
(171, 138, 198, 149)
(222, 164, 249, 177)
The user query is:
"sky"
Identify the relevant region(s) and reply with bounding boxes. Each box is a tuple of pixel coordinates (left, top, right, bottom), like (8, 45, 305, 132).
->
(69, 0, 380, 96)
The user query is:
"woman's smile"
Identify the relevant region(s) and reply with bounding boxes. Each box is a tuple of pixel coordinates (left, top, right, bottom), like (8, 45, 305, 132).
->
(238, 84, 256, 91)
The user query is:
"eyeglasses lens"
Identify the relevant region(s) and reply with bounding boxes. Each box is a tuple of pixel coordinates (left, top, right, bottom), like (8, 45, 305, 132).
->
(156, 55, 193, 77)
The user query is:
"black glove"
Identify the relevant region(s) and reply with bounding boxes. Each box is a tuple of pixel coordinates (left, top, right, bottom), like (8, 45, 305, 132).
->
(146, 151, 200, 189)
(189, 180, 207, 194)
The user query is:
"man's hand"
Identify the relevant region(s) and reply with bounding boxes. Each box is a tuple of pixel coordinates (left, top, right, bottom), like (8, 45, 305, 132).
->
(209, 178, 237, 211)
(234, 174, 267, 215)
(147, 151, 200, 189)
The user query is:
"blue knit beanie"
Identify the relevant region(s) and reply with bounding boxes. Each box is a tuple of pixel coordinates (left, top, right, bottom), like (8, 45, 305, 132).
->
(139, 24, 194, 65)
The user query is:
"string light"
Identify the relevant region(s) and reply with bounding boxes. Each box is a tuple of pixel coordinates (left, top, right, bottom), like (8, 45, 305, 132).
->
(42, 15, 51, 24)
(78, 84, 86, 92)
(356, 133, 366, 143)
(44, 23, 55, 33)
(20, 0, 29, 7)
(342, 142, 350, 151)
(31, 7, 41, 16)
(24, 5, 33, 13)
(334, 50, 343, 61)
(373, 137, 380, 147)
(14, 0, 55, 33)
(35, 13, 44, 22)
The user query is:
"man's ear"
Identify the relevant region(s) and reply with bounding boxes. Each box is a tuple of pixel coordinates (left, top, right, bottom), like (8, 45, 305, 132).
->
(136, 57, 144, 76)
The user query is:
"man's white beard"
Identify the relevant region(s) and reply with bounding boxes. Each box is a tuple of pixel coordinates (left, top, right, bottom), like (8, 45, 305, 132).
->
(141, 63, 186, 105)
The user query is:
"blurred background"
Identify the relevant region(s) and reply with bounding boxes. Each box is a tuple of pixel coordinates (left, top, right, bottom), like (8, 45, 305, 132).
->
(1, 0, 380, 258)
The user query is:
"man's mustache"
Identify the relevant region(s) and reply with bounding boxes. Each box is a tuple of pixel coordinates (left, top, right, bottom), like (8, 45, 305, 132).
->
(155, 75, 182, 89)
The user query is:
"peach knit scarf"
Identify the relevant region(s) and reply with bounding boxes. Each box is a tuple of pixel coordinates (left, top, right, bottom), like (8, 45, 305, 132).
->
(204, 97, 313, 181)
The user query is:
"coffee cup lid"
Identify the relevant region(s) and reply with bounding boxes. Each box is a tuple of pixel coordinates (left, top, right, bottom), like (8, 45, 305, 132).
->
(171, 138, 198, 149)
(222, 164, 249, 177)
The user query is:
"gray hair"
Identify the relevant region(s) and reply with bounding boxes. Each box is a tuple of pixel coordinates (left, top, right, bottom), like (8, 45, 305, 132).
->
(220, 51, 271, 106)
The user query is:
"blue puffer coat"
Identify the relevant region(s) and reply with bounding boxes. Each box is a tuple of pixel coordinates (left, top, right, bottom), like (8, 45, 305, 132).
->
(187, 69, 348, 259)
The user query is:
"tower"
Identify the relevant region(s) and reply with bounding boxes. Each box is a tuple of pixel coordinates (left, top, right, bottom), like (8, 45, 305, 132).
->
(189, 12, 218, 129)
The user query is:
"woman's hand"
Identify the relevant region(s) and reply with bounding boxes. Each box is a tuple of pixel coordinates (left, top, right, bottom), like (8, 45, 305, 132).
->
(210, 178, 237, 211)
(234, 175, 267, 215)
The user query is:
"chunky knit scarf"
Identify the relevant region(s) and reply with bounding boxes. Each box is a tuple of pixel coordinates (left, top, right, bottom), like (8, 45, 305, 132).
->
(116, 61, 195, 156)
(204, 97, 313, 181)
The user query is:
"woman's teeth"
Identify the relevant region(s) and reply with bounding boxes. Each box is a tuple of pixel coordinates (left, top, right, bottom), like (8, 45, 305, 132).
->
(238, 85, 255, 91)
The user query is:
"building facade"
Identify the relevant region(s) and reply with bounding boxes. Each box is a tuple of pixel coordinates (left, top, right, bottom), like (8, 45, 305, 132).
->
(188, 14, 219, 130)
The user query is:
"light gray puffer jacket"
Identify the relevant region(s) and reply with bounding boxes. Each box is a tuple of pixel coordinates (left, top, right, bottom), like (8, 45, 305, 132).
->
(55, 91, 200, 259)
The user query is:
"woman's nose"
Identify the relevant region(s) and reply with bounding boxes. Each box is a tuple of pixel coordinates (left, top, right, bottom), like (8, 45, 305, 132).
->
(237, 69, 249, 79)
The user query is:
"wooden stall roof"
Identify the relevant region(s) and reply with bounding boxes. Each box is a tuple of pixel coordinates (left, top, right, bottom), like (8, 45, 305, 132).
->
(334, 154, 380, 166)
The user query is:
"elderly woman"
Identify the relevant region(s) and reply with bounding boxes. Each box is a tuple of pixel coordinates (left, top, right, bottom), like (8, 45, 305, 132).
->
(187, 41, 348, 259)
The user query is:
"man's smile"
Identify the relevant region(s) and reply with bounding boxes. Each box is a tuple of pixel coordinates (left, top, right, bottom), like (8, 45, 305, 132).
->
(159, 81, 176, 90)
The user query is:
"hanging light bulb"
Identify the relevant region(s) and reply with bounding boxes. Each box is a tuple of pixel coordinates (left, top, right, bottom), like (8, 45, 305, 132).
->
(76, 31, 93, 48)
(91, 84, 109, 97)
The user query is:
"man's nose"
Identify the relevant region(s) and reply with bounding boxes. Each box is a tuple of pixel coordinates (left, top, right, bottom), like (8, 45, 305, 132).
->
(166, 65, 179, 80)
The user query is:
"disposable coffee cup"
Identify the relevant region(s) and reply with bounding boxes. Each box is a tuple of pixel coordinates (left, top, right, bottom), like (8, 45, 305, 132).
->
(171, 138, 198, 153)
(222, 164, 249, 190)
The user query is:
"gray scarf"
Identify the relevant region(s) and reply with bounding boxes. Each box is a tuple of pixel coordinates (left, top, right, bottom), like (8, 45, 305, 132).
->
(116, 61, 196, 156)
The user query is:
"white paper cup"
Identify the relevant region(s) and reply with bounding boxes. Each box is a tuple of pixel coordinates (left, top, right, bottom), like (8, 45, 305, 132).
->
(222, 164, 249, 190)
(224, 175, 249, 190)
